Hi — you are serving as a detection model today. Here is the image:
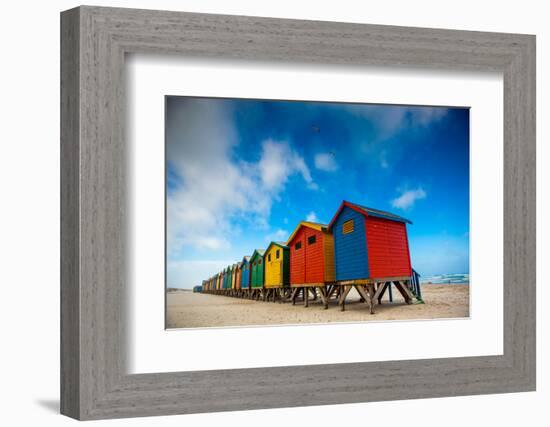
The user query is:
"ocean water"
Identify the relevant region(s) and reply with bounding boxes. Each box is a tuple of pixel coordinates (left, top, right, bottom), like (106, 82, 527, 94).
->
(420, 273, 469, 284)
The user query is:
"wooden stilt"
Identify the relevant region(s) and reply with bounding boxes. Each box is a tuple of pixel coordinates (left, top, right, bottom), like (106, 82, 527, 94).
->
(404, 280, 416, 302)
(304, 287, 309, 308)
(318, 286, 329, 310)
(339, 285, 352, 311)
(372, 282, 387, 303)
(355, 285, 372, 308)
(377, 282, 390, 303)
(355, 284, 370, 306)
(394, 281, 414, 304)
(368, 284, 376, 314)
(341, 286, 346, 312)
(291, 288, 298, 305)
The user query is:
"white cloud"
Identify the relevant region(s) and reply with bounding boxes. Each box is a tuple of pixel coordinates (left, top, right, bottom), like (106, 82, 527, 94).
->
(411, 108, 447, 126)
(187, 236, 229, 250)
(345, 105, 447, 137)
(166, 100, 316, 257)
(314, 152, 339, 172)
(345, 105, 449, 174)
(307, 182, 319, 190)
(264, 228, 289, 242)
(391, 187, 427, 210)
(167, 260, 233, 289)
(259, 139, 316, 191)
(305, 211, 318, 222)
(166, 99, 251, 257)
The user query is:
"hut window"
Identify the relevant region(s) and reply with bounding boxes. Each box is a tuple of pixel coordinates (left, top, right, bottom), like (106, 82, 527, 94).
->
(268, 254, 271, 262)
(307, 235, 316, 245)
(276, 249, 280, 259)
(259, 259, 262, 264)
(295, 241, 302, 250)
(343, 219, 354, 234)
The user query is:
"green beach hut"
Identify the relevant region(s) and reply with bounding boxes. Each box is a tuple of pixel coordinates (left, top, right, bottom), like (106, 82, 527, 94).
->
(250, 249, 266, 288)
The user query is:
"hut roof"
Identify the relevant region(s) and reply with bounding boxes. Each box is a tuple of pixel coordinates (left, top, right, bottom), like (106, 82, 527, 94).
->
(328, 200, 412, 230)
(250, 249, 265, 261)
(242, 255, 251, 263)
(286, 221, 328, 245)
(266, 241, 289, 253)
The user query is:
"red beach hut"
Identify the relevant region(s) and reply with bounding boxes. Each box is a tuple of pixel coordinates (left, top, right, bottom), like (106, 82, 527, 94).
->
(286, 221, 335, 286)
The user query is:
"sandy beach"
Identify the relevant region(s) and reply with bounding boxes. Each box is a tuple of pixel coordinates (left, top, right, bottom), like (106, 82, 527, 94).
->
(166, 284, 469, 329)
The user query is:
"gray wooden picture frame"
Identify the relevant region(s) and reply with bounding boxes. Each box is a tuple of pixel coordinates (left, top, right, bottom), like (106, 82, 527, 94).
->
(60, 5, 536, 421)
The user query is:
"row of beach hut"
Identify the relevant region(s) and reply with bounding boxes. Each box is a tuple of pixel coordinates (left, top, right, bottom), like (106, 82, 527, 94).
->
(199, 201, 422, 313)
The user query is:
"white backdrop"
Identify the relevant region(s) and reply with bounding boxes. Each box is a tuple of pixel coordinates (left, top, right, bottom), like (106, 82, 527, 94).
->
(0, 1, 546, 426)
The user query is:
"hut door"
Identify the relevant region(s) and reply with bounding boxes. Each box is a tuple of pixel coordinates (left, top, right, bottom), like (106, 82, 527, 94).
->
(291, 231, 305, 284)
(268, 249, 282, 285)
(305, 228, 323, 284)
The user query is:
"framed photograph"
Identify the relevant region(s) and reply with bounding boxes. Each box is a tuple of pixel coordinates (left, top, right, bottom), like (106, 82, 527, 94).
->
(164, 96, 470, 329)
(61, 6, 535, 420)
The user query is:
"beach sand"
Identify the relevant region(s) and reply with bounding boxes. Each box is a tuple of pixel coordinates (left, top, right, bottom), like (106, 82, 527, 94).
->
(166, 284, 469, 329)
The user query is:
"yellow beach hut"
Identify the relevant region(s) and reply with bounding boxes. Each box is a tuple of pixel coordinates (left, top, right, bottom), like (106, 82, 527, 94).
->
(264, 241, 290, 288)
(231, 263, 238, 289)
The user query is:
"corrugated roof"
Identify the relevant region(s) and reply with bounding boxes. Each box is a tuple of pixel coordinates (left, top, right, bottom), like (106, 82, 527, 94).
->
(328, 200, 412, 229)
(352, 202, 412, 224)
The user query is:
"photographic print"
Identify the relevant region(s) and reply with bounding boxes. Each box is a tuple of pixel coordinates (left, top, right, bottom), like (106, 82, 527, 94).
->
(165, 96, 469, 329)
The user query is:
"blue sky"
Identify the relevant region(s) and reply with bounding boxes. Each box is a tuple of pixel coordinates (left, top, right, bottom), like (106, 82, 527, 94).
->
(166, 97, 469, 288)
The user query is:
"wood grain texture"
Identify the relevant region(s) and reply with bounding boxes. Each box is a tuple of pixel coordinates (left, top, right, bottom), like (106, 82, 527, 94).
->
(60, 7, 80, 419)
(60, 5, 536, 420)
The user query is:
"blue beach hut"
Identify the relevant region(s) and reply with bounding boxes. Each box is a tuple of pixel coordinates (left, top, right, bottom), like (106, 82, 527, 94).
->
(241, 256, 251, 289)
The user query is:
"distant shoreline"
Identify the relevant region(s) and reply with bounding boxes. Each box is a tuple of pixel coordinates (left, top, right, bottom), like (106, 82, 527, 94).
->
(421, 282, 470, 286)
(420, 282, 470, 286)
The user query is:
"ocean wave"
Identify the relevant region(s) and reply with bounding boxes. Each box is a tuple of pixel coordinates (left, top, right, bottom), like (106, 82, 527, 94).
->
(420, 273, 469, 284)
